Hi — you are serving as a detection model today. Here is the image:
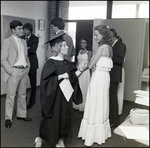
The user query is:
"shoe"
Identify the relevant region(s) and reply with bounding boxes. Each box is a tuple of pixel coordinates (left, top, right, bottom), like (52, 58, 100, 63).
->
(56, 144, 60, 147)
(56, 144, 65, 147)
(5, 119, 12, 128)
(34, 137, 42, 147)
(27, 103, 33, 108)
(17, 117, 32, 121)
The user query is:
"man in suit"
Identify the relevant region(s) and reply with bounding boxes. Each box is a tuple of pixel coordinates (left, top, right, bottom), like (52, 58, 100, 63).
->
(1, 20, 32, 128)
(46, 17, 76, 62)
(23, 23, 39, 108)
(109, 28, 126, 127)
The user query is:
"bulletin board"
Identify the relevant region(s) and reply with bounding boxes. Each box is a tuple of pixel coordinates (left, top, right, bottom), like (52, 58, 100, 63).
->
(1, 15, 35, 42)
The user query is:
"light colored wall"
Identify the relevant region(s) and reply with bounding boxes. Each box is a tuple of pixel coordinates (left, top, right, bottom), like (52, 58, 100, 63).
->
(1, 1, 48, 95)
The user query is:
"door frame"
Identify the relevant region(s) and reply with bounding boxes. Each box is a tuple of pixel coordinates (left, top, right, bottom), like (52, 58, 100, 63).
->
(64, 19, 93, 63)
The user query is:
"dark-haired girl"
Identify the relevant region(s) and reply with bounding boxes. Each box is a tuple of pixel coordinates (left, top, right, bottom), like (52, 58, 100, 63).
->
(73, 37, 92, 111)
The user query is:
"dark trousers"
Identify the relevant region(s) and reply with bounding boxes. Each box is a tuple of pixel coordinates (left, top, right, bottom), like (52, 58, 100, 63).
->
(109, 82, 119, 126)
(28, 69, 37, 105)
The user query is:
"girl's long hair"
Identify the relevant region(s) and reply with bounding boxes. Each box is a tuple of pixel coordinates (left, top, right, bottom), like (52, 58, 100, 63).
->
(79, 37, 92, 51)
(94, 25, 113, 46)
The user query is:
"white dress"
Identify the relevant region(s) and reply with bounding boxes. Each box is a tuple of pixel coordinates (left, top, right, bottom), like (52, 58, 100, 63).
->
(78, 45, 113, 146)
(73, 50, 90, 111)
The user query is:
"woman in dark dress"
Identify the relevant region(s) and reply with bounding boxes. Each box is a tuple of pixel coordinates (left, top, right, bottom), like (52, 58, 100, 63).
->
(34, 33, 87, 147)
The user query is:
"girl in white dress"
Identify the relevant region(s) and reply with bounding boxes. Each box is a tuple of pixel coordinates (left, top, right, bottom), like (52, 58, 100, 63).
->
(73, 37, 92, 111)
(78, 25, 113, 146)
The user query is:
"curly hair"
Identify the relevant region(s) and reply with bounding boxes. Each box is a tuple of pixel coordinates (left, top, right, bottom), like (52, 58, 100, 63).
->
(50, 42, 63, 56)
(94, 25, 113, 46)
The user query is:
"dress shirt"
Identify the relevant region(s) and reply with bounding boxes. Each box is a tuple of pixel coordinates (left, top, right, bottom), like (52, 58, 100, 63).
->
(112, 39, 118, 47)
(25, 34, 31, 41)
(13, 35, 28, 67)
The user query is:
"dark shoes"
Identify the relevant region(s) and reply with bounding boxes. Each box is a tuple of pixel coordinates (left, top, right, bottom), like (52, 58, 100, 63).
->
(5, 117, 32, 128)
(5, 119, 12, 128)
(17, 117, 32, 121)
(27, 103, 33, 108)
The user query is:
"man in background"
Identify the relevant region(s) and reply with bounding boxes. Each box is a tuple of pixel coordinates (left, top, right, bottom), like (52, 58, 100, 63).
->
(46, 17, 76, 62)
(23, 23, 39, 108)
(109, 28, 126, 127)
(1, 20, 32, 128)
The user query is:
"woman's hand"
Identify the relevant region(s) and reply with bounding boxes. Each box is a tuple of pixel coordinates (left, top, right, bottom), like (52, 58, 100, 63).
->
(80, 61, 89, 71)
(91, 64, 96, 72)
(58, 73, 69, 80)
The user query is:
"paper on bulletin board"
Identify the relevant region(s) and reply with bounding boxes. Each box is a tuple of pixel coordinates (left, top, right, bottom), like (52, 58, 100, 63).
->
(59, 79, 74, 102)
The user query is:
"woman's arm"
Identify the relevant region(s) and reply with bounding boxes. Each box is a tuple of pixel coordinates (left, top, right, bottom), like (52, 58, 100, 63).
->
(88, 46, 103, 69)
(88, 50, 92, 62)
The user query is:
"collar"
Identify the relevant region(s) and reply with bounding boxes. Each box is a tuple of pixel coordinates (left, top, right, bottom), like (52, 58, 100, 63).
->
(49, 56, 64, 61)
(26, 34, 31, 39)
(12, 34, 20, 41)
(56, 30, 63, 34)
(112, 39, 118, 47)
(28, 34, 31, 39)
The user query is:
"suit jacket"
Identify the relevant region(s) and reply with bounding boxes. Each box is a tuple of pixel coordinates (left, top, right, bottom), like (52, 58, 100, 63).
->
(110, 40, 126, 82)
(1, 36, 30, 82)
(25, 34, 39, 69)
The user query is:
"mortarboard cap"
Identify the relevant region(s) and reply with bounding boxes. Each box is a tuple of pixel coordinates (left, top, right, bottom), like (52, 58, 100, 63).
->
(44, 31, 66, 47)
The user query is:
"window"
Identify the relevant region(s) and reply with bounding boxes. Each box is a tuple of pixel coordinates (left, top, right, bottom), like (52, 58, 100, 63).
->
(112, 4, 136, 18)
(69, 1, 107, 20)
(65, 22, 76, 47)
(138, 4, 149, 18)
(112, 1, 149, 18)
(69, 1, 149, 19)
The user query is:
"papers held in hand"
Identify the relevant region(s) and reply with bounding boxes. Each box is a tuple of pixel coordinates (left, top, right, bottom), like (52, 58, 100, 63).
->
(59, 79, 74, 102)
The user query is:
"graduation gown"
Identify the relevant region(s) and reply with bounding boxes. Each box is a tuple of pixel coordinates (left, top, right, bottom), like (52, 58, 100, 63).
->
(39, 57, 82, 145)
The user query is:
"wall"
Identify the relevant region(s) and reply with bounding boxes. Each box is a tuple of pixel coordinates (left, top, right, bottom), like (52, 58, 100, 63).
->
(1, 1, 48, 95)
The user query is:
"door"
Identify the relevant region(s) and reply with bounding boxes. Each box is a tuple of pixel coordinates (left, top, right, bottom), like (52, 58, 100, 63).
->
(65, 20, 93, 64)
(75, 21, 93, 63)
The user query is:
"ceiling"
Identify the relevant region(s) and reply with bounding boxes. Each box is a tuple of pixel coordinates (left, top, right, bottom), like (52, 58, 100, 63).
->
(69, 1, 149, 7)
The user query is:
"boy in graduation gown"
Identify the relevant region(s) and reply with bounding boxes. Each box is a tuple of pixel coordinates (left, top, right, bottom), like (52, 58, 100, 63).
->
(34, 32, 87, 147)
